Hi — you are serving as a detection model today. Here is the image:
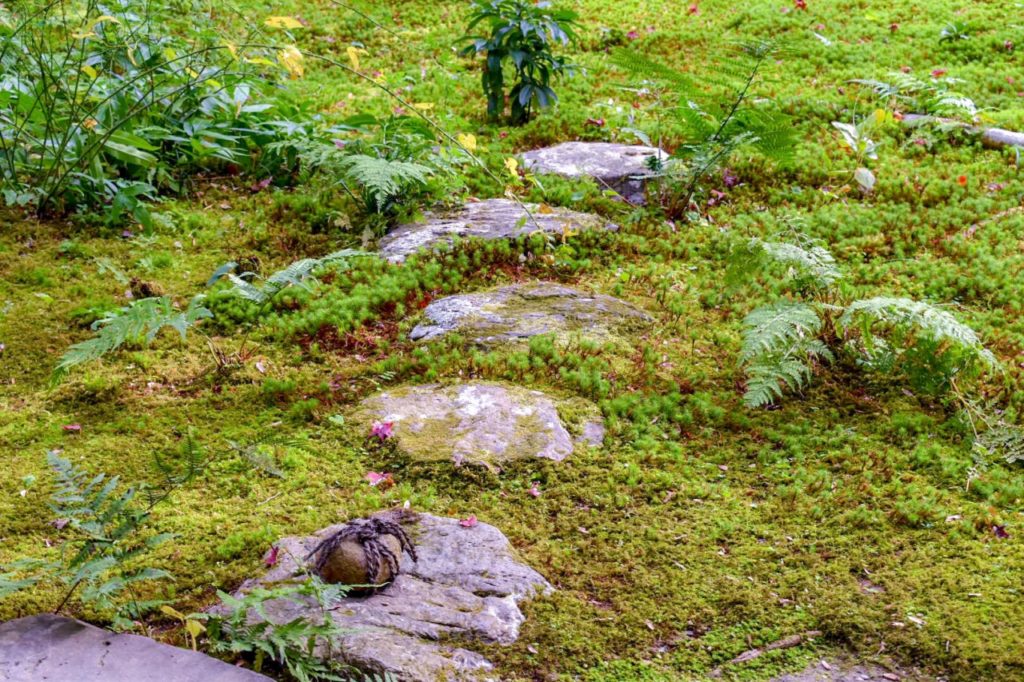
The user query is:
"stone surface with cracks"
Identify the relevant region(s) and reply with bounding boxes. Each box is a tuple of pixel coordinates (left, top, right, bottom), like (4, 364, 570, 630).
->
(378, 198, 617, 263)
(519, 141, 666, 204)
(410, 281, 651, 346)
(352, 382, 605, 468)
(239, 512, 552, 682)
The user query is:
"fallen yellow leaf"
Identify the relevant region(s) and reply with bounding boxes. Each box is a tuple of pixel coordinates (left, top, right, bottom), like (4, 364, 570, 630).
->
(278, 45, 304, 79)
(413, 102, 435, 110)
(346, 46, 365, 70)
(456, 133, 477, 152)
(264, 16, 303, 29)
(505, 157, 519, 178)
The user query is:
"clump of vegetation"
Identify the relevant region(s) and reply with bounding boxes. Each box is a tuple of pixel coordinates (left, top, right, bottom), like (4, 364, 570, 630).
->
(612, 41, 795, 218)
(730, 230, 996, 408)
(0, 0, 306, 223)
(460, 0, 579, 124)
(0, 451, 176, 628)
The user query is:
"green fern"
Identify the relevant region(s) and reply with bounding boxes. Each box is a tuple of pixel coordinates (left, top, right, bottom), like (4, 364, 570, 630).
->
(838, 298, 996, 364)
(216, 249, 373, 306)
(0, 452, 172, 622)
(739, 302, 833, 407)
(339, 154, 432, 212)
(611, 41, 795, 216)
(54, 295, 212, 380)
(851, 71, 978, 120)
(729, 233, 842, 291)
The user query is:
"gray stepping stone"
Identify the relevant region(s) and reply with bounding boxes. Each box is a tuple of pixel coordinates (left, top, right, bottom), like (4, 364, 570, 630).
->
(410, 281, 651, 345)
(240, 511, 552, 682)
(379, 198, 616, 263)
(519, 141, 666, 204)
(353, 382, 604, 468)
(0, 613, 269, 682)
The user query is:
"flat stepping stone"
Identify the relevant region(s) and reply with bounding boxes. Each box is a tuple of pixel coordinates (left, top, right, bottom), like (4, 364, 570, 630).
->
(379, 198, 616, 262)
(410, 281, 651, 345)
(354, 382, 604, 467)
(0, 613, 270, 682)
(519, 141, 666, 204)
(241, 512, 552, 682)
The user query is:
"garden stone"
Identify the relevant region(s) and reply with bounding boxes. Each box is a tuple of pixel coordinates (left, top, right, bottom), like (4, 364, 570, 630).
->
(378, 198, 616, 262)
(0, 613, 270, 682)
(353, 382, 604, 468)
(410, 281, 651, 345)
(239, 512, 552, 682)
(519, 141, 666, 204)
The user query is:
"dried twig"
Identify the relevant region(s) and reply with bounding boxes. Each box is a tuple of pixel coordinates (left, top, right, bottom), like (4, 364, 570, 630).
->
(709, 630, 823, 677)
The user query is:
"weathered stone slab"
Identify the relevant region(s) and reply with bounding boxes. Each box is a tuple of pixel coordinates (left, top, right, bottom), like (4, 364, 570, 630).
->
(410, 282, 651, 345)
(379, 198, 616, 262)
(353, 382, 604, 467)
(241, 512, 552, 682)
(519, 141, 666, 204)
(0, 613, 270, 682)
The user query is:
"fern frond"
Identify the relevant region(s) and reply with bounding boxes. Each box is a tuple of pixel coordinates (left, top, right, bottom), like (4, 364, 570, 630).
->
(740, 302, 825, 363)
(339, 155, 432, 212)
(729, 234, 842, 291)
(223, 249, 373, 306)
(610, 48, 699, 93)
(739, 302, 832, 407)
(838, 297, 996, 366)
(53, 295, 212, 380)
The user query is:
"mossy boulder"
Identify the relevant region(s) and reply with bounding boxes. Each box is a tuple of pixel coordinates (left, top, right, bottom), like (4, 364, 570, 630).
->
(519, 141, 667, 204)
(378, 198, 617, 263)
(409, 282, 651, 346)
(353, 382, 604, 468)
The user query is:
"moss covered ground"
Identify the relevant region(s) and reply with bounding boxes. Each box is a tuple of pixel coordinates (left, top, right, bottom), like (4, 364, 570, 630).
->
(2, 0, 1024, 680)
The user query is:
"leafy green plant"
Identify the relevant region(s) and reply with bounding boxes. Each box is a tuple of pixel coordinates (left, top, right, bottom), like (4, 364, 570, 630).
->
(212, 249, 373, 306)
(851, 71, 979, 121)
(53, 295, 212, 381)
(197, 578, 395, 682)
(460, 0, 579, 124)
(612, 41, 795, 218)
(0, 0, 307, 222)
(274, 115, 454, 216)
(0, 452, 173, 628)
(731, 232, 996, 407)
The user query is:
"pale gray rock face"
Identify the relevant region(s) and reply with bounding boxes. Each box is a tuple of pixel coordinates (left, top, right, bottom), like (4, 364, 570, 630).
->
(0, 614, 270, 682)
(379, 198, 616, 262)
(769, 656, 938, 682)
(410, 282, 651, 345)
(519, 141, 666, 204)
(240, 513, 552, 682)
(352, 382, 604, 467)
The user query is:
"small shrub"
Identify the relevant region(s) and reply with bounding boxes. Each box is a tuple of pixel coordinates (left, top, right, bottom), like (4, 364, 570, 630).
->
(460, 0, 579, 124)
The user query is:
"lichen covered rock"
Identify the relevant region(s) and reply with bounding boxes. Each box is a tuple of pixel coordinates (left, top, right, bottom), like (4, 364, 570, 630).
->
(519, 141, 666, 204)
(378, 198, 616, 262)
(410, 282, 651, 346)
(240, 512, 552, 682)
(353, 382, 604, 467)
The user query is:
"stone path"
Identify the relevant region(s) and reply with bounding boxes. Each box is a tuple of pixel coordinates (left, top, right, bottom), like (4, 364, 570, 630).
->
(354, 382, 604, 468)
(410, 281, 651, 345)
(379, 198, 617, 262)
(0, 613, 270, 682)
(240, 511, 551, 682)
(520, 141, 666, 204)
